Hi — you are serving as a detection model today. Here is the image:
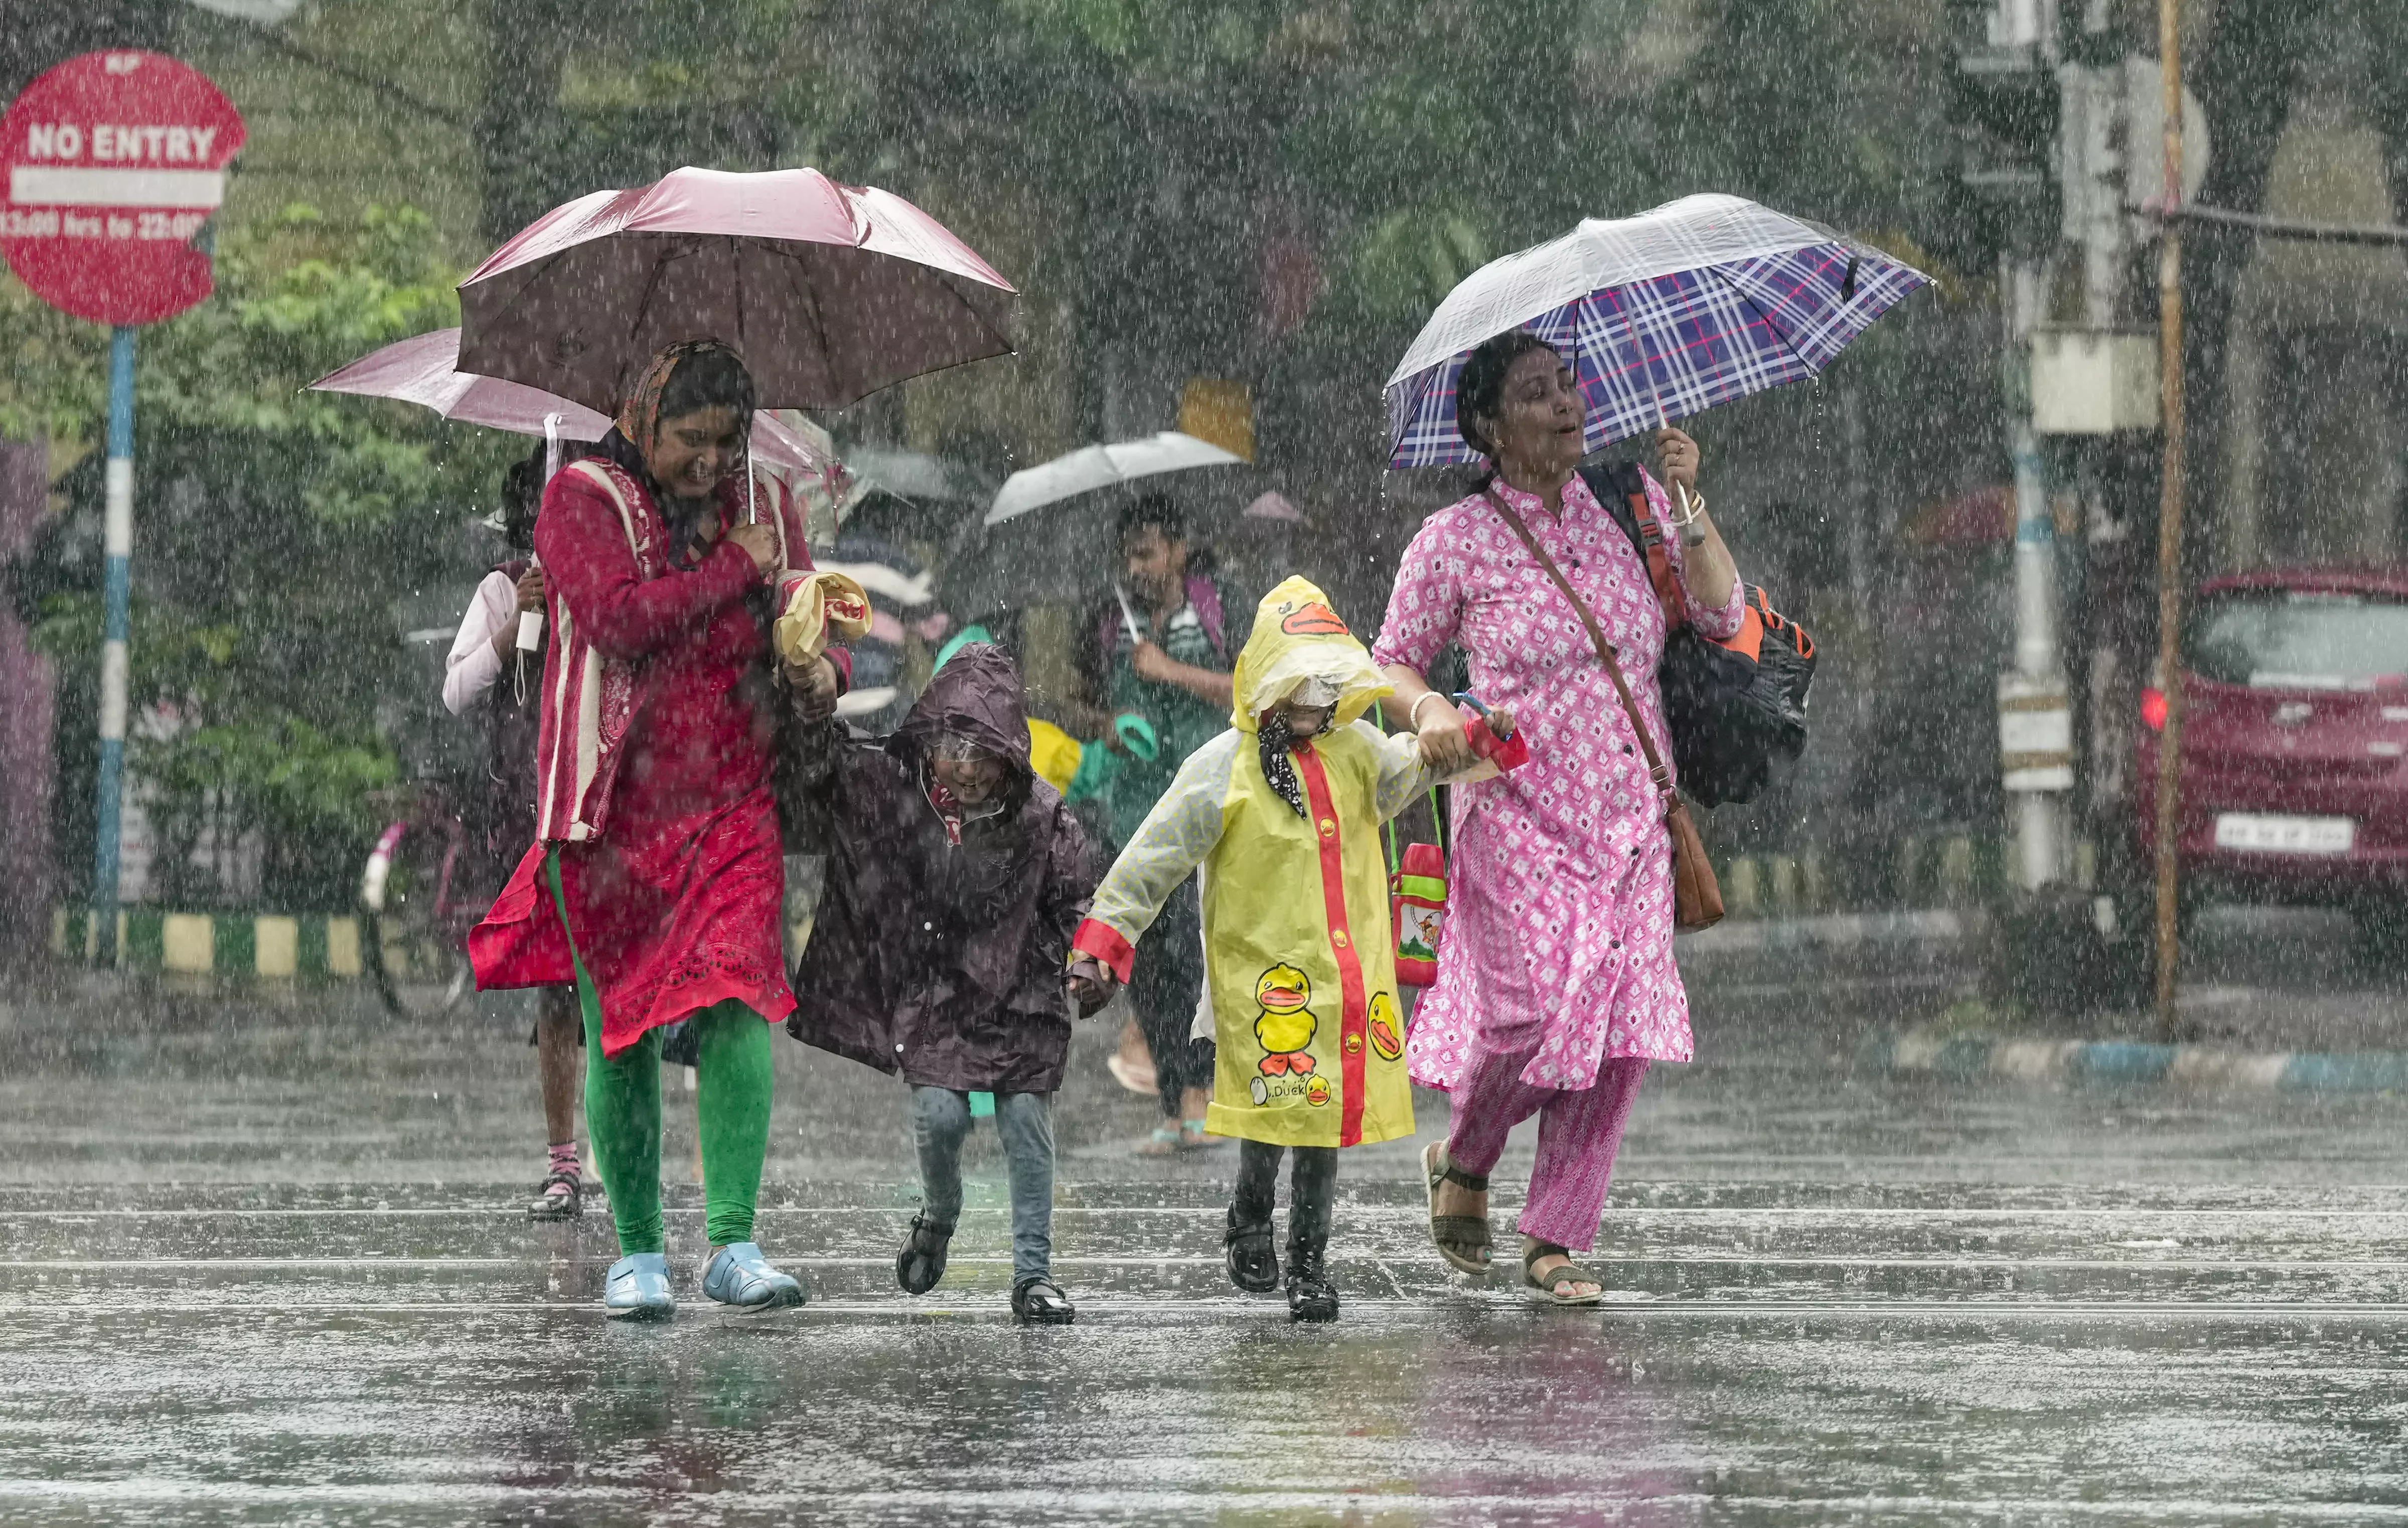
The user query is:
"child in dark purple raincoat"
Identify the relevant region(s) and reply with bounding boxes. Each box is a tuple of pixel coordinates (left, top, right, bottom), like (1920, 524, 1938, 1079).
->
(783, 643, 1101, 1323)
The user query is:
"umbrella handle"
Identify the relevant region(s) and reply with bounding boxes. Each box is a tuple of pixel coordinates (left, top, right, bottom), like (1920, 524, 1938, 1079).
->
(1664, 480, 1704, 531)
(1621, 291, 1701, 529)
(1645, 389, 1705, 531)
(1112, 582, 1146, 646)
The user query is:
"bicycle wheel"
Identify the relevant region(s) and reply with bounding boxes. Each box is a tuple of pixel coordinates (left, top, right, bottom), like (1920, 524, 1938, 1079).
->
(361, 819, 477, 1019)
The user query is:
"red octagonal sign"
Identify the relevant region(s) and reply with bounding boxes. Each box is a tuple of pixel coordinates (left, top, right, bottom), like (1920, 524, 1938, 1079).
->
(0, 51, 245, 327)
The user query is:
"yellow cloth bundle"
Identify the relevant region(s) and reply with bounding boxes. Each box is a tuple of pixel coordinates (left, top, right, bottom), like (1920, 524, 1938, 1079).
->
(1026, 718, 1083, 794)
(774, 570, 873, 670)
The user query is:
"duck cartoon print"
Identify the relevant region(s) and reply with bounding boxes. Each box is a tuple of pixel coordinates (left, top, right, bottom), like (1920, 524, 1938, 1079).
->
(1366, 991, 1403, 1061)
(1252, 963, 1317, 1077)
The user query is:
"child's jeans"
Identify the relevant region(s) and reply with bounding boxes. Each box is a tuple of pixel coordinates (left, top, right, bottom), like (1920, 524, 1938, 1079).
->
(912, 1086, 1055, 1285)
(1232, 1139, 1337, 1257)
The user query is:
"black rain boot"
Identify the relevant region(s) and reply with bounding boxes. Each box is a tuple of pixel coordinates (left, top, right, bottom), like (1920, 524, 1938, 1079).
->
(1286, 1237, 1339, 1322)
(1226, 1206, 1280, 1293)
(1227, 1140, 1284, 1293)
(1285, 1145, 1338, 1320)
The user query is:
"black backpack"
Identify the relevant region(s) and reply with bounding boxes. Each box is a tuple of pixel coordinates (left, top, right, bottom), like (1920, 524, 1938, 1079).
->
(1578, 463, 1816, 807)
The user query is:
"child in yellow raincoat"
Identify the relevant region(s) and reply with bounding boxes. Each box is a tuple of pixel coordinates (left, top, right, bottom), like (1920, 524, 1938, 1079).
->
(1068, 576, 1511, 1321)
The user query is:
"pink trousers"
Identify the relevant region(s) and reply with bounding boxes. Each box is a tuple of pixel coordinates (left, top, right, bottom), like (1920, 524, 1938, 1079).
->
(1442, 1038, 1649, 1253)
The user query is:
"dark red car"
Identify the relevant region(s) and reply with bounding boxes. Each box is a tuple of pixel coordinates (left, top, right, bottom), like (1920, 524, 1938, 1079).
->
(2138, 568, 2408, 932)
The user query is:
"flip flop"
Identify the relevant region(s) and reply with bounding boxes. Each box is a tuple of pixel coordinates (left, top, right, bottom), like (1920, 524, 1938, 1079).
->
(1523, 1240, 1606, 1306)
(1422, 1142, 1493, 1276)
(1133, 1126, 1182, 1158)
(1178, 1119, 1224, 1150)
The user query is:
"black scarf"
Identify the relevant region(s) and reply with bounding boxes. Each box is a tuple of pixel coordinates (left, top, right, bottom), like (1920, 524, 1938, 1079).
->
(1258, 712, 1312, 818)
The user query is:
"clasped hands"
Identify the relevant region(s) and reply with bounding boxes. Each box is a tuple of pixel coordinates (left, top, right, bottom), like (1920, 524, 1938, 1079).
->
(1065, 955, 1114, 1018)
(1411, 692, 1517, 774)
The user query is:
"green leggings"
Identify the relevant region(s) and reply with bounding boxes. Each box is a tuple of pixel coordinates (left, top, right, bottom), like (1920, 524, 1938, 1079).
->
(547, 850, 775, 1255)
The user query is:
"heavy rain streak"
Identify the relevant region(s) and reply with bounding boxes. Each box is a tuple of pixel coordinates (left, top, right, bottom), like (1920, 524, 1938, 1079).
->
(6, 1, 2408, 1522)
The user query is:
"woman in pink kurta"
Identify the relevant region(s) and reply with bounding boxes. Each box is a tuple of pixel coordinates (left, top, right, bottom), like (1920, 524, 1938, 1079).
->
(1371, 331, 1744, 1303)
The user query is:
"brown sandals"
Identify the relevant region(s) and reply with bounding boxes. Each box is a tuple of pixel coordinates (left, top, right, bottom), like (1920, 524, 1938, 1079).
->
(1523, 1240, 1606, 1306)
(1423, 1142, 1493, 1275)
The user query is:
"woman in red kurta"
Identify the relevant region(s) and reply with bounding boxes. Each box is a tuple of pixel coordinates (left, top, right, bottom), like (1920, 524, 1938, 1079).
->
(471, 342, 844, 1319)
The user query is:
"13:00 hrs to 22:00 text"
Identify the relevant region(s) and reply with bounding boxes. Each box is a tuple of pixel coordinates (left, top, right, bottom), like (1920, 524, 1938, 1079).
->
(1, 208, 208, 240)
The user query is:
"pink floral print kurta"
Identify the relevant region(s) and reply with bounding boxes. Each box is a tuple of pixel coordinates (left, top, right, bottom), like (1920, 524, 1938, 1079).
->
(1371, 468, 1743, 1093)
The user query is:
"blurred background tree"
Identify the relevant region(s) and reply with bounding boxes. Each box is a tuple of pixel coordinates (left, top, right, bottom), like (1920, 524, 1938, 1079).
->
(5, 203, 512, 910)
(4, 0, 1987, 918)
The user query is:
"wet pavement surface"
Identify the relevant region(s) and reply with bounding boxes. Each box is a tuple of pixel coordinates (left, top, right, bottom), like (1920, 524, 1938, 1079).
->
(4, 923, 2407, 1523)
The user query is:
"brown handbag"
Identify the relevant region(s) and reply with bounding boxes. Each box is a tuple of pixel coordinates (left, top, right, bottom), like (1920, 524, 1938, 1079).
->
(1484, 490, 1725, 933)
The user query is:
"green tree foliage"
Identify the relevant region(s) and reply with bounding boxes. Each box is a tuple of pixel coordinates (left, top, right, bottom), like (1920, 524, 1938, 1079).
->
(808, 0, 1958, 443)
(6, 205, 512, 910)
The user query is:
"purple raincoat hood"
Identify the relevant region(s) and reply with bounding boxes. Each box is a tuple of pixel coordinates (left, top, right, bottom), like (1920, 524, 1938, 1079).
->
(889, 642, 1032, 781)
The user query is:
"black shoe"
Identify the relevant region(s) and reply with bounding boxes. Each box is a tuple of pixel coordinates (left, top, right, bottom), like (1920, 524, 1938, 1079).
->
(527, 1165, 582, 1221)
(896, 1213, 954, 1295)
(1286, 1239, 1339, 1322)
(1011, 1276, 1076, 1325)
(1225, 1209, 1280, 1293)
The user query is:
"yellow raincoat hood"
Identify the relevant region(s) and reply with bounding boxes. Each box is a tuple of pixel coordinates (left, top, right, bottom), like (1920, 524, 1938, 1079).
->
(1229, 576, 1391, 733)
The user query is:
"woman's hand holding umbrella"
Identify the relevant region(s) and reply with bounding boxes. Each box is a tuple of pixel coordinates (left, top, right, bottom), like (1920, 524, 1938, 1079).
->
(1654, 425, 1700, 494)
(726, 522, 779, 577)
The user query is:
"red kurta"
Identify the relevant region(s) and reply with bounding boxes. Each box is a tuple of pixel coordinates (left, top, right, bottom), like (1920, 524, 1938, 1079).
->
(471, 462, 831, 1058)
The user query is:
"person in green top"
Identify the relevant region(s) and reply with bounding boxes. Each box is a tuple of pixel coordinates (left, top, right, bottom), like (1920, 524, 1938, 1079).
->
(1077, 495, 1247, 1152)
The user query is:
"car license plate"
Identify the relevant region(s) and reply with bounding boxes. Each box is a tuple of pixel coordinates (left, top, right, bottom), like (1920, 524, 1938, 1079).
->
(2213, 813, 2355, 855)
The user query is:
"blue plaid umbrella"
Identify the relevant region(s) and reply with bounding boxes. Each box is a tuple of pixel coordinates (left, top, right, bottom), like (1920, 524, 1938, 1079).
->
(1384, 194, 1931, 469)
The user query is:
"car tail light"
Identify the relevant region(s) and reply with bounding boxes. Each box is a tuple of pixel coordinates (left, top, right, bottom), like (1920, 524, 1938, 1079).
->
(2141, 687, 2168, 731)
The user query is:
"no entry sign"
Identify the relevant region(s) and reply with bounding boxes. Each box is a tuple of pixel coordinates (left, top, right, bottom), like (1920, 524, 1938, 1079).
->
(0, 50, 244, 326)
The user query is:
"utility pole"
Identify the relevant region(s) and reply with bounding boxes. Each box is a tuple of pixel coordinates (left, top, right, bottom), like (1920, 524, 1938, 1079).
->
(92, 327, 133, 962)
(2152, 0, 2187, 1036)
(1981, 0, 2076, 892)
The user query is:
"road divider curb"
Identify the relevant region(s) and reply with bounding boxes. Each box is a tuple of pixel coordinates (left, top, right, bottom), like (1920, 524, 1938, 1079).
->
(49, 906, 365, 979)
(1866, 1029, 2406, 1092)
(1683, 907, 1977, 955)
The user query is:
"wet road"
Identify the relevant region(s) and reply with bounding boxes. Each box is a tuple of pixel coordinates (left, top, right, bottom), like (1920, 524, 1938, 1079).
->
(4, 927, 2406, 1523)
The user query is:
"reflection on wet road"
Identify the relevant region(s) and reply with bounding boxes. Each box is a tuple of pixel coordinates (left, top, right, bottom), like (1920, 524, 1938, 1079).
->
(4, 937, 2405, 1522)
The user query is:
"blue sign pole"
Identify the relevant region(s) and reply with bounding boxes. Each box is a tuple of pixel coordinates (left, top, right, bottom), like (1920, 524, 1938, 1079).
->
(90, 324, 134, 963)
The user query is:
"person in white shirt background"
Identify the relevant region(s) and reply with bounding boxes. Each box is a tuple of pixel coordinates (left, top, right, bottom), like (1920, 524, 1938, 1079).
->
(443, 449, 587, 1220)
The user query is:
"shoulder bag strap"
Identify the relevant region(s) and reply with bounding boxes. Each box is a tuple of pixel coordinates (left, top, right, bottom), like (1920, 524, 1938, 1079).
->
(1483, 489, 1679, 807)
(1621, 474, 1691, 628)
(1578, 463, 1689, 629)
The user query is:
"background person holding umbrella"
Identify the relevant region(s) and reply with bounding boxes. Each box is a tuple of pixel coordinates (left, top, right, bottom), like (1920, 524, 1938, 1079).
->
(1076, 495, 1246, 1154)
(1373, 331, 1741, 1304)
(469, 340, 843, 1319)
(440, 446, 587, 1220)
